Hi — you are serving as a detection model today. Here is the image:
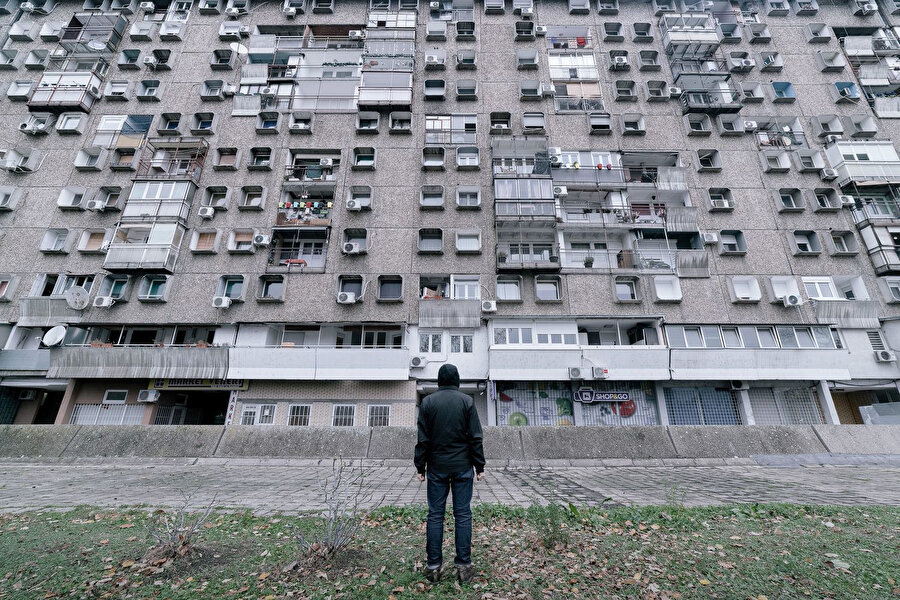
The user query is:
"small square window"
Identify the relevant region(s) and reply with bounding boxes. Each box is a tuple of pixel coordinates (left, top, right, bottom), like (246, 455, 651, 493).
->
(535, 276, 561, 302)
(333, 404, 356, 427)
(139, 275, 169, 301)
(497, 276, 522, 301)
(456, 231, 481, 253)
(218, 275, 245, 300)
(239, 186, 265, 210)
(287, 404, 311, 426)
(418, 229, 443, 253)
(102, 390, 128, 404)
(614, 276, 639, 301)
(215, 148, 239, 170)
(258, 275, 285, 302)
(367, 405, 391, 427)
(191, 229, 219, 253)
(377, 275, 403, 301)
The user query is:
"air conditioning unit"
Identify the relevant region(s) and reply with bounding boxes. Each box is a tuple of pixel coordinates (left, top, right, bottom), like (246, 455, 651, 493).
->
(343, 241, 362, 254)
(824, 134, 839, 144)
(86, 199, 106, 211)
(425, 54, 441, 64)
(87, 85, 102, 98)
(874, 349, 897, 362)
(702, 231, 719, 244)
(320, 157, 333, 167)
(17, 389, 35, 401)
(139, 1, 155, 10)
(222, 84, 237, 96)
(839, 194, 855, 207)
(541, 84, 556, 97)
(137, 389, 161, 402)
(481, 300, 497, 313)
(239, 25, 250, 33)
(348, 30, 364, 39)
(521, 6, 533, 16)
(20, 2, 34, 11)
(337, 291, 357, 304)
(283, 6, 296, 15)
(535, 25, 547, 35)
(410, 355, 427, 368)
(839, 86, 854, 97)
(225, 6, 240, 14)
(198, 206, 215, 219)
(741, 58, 755, 67)
(253, 234, 270, 247)
(614, 56, 628, 65)
(821, 168, 838, 180)
(429, 0, 440, 7)
(668, 86, 682, 97)
(730, 380, 749, 391)
(93, 296, 115, 308)
(782, 293, 803, 307)
(260, 86, 275, 96)
(346, 199, 361, 211)
(553, 185, 568, 197)
(568, 367, 586, 380)
(142, 56, 158, 67)
(212, 295, 232, 308)
(743, 120, 758, 131)
(592, 367, 609, 379)
(290, 122, 309, 130)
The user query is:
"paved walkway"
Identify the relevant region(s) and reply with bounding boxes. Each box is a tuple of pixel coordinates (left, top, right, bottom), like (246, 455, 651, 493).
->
(1, 457, 899, 512)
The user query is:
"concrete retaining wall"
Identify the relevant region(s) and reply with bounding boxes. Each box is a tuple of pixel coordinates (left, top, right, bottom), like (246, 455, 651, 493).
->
(0, 425, 898, 460)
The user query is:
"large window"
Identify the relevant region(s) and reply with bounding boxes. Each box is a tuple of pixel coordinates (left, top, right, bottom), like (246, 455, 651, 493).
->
(424, 113, 476, 144)
(241, 403, 276, 425)
(450, 334, 474, 353)
(93, 115, 152, 148)
(493, 178, 554, 199)
(419, 332, 442, 353)
(666, 324, 842, 349)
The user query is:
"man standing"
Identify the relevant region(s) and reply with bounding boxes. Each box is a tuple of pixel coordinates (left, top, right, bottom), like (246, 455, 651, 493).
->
(415, 363, 486, 584)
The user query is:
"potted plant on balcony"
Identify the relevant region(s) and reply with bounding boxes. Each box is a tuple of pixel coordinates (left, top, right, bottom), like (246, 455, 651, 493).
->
(497, 251, 507, 263)
(584, 255, 595, 268)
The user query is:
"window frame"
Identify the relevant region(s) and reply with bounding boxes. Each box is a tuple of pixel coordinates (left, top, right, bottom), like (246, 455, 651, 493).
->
(332, 404, 356, 427)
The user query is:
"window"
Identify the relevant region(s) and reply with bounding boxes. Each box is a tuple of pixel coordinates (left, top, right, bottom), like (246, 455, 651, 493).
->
(708, 188, 734, 211)
(40, 229, 69, 253)
(0, 276, 15, 301)
(720, 230, 746, 255)
(92, 115, 152, 148)
(218, 275, 244, 300)
(339, 275, 363, 297)
(59, 274, 94, 295)
(456, 186, 480, 208)
(621, 114, 645, 134)
(731, 276, 761, 302)
(202, 186, 229, 209)
(377, 276, 403, 301)
(287, 405, 311, 426)
(535, 276, 561, 302)
(493, 326, 533, 345)
(98, 275, 129, 300)
(517, 50, 538, 69)
(422, 147, 445, 169)
(603, 22, 624, 41)
(78, 229, 108, 253)
(258, 275, 285, 301)
(456, 230, 482, 253)
(256, 111, 280, 134)
(614, 276, 639, 301)
(450, 334, 474, 353)
(419, 185, 444, 209)
(522, 112, 545, 132)
(830, 231, 857, 255)
(191, 230, 219, 253)
(241, 403, 276, 426)
(191, 112, 215, 134)
(769, 276, 799, 301)
(137, 79, 161, 100)
(158, 113, 182, 135)
(802, 277, 837, 300)
(138, 275, 169, 301)
(639, 50, 659, 70)
(885, 278, 900, 302)
(239, 186, 265, 210)
(451, 275, 480, 299)
(102, 390, 128, 404)
(249, 147, 272, 169)
(215, 148, 239, 170)
(497, 276, 522, 301)
(229, 230, 255, 253)
(779, 188, 804, 211)
(615, 80, 637, 101)
(201, 80, 224, 100)
(56, 112, 85, 134)
(105, 80, 129, 99)
(419, 332, 442, 353)
(686, 113, 711, 135)
(418, 229, 443, 253)
(456, 147, 479, 169)
(793, 231, 821, 255)
(332, 405, 356, 427)
(367, 405, 390, 427)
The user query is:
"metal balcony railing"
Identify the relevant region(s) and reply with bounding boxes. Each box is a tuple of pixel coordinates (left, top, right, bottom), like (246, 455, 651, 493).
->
(103, 243, 180, 272)
(495, 200, 557, 218)
(120, 199, 192, 223)
(554, 96, 605, 112)
(135, 137, 208, 184)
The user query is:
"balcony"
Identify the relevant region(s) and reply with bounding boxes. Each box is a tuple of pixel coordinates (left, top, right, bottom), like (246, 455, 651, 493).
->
(861, 242, 900, 275)
(27, 72, 103, 112)
(495, 200, 557, 221)
(488, 346, 670, 381)
(17, 297, 85, 327)
(121, 198, 192, 223)
(47, 346, 228, 379)
(226, 346, 410, 380)
(275, 197, 332, 227)
(833, 161, 900, 188)
(622, 165, 687, 191)
(0, 349, 50, 376)
(283, 163, 337, 186)
(135, 137, 208, 184)
(554, 96, 605, 112)
(814, 300, 879, 329)
(265, 227, 328, 274)
(550, 165, 626, 190)
(58, 14, 127, 54)
(559, 248, 672, 271)
(669, 348, 850, 381)
(558, 202, 679, 229)
(659, 13, 721, 58)
(670, 57, 729, 80)
(497, 243, 561, 271)
(103, 243, 181, 272)
(680, 88, 742, 113)
(850, 201, 900, 227)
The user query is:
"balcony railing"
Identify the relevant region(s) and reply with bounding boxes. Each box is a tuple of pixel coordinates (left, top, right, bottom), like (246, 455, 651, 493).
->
(495, 200, 557, 219)
(546, 35, 592, 50)
(680, 89, 743, 113)
(497, 243, 561, 270)
(16, 298, 85, 328)
(48, 346, 228, 379)
(559, 248, 676, 271)
(284, 164, 337, 183)
(554, 96, 605, 112)
(835, 161, 900, 186)
(814, 299, 880, 329)
(0, 349, 50, 375)
(103, 243, 180, 272)
(120, 199, 192, 223)
(670, 57, 729, 79)
(755, 129, 808, 149)
(265, 243, 327, 273)
(863, 243, 900, 275)
(135, 137, 208, 184)
(850, 203, 900, 226)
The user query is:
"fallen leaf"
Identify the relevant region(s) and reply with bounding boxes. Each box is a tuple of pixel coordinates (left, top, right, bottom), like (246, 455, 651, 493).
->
(258, 572, 269, 580)
(121, 560, 134, 568)
(99, 539, 109, 545)
(699, 579, 711, 585)
(119, 523, 134, 529)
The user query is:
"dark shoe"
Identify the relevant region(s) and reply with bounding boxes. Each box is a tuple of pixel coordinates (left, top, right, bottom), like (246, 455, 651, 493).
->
(424, 565, 441, 584)
(457, 564, 476, 584)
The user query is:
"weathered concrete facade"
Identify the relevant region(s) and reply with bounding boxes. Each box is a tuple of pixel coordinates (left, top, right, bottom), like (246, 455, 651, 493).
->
(1, 0, 899, 428)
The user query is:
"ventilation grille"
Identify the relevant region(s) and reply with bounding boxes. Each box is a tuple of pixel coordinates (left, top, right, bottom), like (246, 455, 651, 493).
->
(867, 330, 885, 351)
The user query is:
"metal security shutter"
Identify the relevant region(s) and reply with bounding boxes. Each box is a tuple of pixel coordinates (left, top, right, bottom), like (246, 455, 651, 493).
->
(665, 387, 742, 425)
(749, 387, 824, 425)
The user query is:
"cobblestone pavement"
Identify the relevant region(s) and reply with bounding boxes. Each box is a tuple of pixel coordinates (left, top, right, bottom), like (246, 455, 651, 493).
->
(1, 458, 899, 513)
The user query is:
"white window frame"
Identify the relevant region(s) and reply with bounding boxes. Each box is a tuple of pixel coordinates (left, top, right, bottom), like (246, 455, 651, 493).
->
(367, 404, 391, 427)
(802, 277, 837, 300)
(287, 404, 311, 426)
(332, 404, 356, 427)
(419, 331, 443, 353)
(451, 274, 480, 299)
(102, 390, 128, 404)
(450, 333, 474, 353)
(241, 403, 276, 426)
(496, 276, 522, 301)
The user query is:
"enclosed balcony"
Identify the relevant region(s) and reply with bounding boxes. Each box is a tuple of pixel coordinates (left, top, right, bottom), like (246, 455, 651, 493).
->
(265, 227, 329, 273)
(27, 71, 103, 112)
(135, 137, 208, 184)
(58, 13, 127, 54)
(491, 137, 552, 177)
(120, 180, 196, 223)
(849, 191, 900, 227)
(103, 222, 185, 272)
(680, 85, 742, 113)
(494, 199, 557, 220)
(659, 13, 721, 58)
(48, 346, 228, 379)
(276, 190, 333, 226)
(825, 141, 900, 187)
(670, 56, 729, 81)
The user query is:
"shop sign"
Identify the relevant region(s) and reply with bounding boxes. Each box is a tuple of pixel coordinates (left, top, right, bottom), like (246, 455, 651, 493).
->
(149, 379, 249, 391)
(573, 388, 630, 404)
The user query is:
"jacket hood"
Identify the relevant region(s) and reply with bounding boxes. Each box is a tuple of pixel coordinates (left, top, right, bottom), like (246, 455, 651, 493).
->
(437, 363, 460, 388)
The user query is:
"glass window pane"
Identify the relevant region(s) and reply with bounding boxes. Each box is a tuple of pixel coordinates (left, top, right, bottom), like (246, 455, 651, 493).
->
(722, 327, 742, 347)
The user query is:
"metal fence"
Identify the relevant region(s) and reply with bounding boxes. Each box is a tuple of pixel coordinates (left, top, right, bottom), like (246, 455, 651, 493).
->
(71, 403, 144, 425)
(749, 387, 824, 425)
(664, 387, 743, 425)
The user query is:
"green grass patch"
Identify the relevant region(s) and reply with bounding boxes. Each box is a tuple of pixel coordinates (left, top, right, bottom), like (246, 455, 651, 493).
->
(0, 503, 897, 599)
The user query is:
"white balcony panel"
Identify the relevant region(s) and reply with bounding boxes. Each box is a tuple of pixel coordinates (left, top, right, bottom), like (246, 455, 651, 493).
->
(489, 347, 670, 381)
(669, 348, 850, 381)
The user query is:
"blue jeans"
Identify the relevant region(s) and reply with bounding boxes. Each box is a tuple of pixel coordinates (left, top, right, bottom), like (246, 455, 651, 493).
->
(425, 469, 474, 568)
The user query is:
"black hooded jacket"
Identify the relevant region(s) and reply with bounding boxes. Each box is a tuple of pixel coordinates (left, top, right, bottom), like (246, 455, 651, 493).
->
(414, 364, 486, 475)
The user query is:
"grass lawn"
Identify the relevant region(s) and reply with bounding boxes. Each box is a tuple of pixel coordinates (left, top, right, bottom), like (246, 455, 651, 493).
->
(0, 502, 897, 599)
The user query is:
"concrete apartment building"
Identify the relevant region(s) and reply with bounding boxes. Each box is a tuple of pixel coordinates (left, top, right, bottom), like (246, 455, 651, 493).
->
(1, 0, 900, 429)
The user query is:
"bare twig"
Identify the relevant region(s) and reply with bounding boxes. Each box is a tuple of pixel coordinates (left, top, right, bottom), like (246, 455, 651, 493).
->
(144, 492, 218, 559)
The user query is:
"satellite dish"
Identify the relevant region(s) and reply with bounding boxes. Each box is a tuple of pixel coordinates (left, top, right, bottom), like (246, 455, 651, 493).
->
(65, 286, 90, 310)
(42, 325, 67, 347)
(87, 39, 106, 51)
(229, 42, 249, 56)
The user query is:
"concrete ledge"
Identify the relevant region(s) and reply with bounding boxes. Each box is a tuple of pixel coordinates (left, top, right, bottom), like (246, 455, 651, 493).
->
(62, 426, 222, 458)
(812, 425, 900, 454)
(368, 427, 416, 459)
(668, 425, 826, 458)
(215, 426, 370, 458)
(520, 426, 678, 459)
(483, 426, 524, 461)
(0, 425, 80, 458)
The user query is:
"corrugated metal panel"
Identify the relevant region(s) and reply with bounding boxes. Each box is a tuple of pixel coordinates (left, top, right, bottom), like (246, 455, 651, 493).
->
(814, 299, 879, 329)
(17, 297, 84, 327)
(675, 250, 709, 278)
(0, 350, 50, 375)
(665, 205, 698, 232)
(418, 299, 482, 328)
(231, 94, 262, 117)
(48, 347, 228, 379)
(656, 166, 687, 191)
